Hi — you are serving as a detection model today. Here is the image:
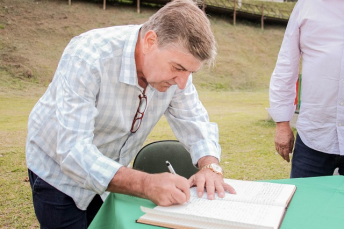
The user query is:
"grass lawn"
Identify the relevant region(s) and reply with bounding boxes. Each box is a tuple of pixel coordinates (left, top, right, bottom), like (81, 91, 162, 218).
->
(0, 96, 41, 228)
(146, 89, 291, 180)
(0, 0, 293, 227)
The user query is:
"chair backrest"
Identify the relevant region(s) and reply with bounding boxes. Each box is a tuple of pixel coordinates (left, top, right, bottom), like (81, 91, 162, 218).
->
(133, 140, 199, 179)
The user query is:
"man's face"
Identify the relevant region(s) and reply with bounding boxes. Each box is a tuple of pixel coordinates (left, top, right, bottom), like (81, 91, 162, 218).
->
(142, 43, 202, 92)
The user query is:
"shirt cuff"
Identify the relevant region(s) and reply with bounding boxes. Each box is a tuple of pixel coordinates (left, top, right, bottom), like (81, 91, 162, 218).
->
(84, 156, 122, 194)
(266, 104, 296, 122)
(190, 139, 221, 165)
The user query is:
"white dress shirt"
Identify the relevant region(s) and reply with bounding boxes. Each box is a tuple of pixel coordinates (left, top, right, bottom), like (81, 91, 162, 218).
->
(268, 0, 344, 155)
(26, 25, 221, 210)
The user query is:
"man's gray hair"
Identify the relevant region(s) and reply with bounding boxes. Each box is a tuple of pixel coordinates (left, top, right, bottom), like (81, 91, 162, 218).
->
(141, 0, 216, 65)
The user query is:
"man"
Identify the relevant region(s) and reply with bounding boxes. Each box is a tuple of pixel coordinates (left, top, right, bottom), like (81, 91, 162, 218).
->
(268, 0, 344, 178)
(26, 0, 235, 228)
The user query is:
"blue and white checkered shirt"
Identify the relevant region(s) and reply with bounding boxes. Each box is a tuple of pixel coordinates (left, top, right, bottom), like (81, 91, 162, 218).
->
(26, 25, 221, 210)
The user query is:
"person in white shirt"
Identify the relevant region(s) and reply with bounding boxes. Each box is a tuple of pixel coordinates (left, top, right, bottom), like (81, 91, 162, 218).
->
(26, 0, 235, 228)
(268, 0, 344, 178)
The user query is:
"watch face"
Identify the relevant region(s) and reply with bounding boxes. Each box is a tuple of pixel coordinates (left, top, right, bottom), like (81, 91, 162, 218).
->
(211, 164, 222, 173)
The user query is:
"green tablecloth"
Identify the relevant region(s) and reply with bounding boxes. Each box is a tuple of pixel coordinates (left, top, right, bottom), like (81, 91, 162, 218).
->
(89, 176, 344, 229)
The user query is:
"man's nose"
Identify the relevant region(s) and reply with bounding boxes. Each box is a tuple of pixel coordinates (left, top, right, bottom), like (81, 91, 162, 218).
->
(174, 72, 190, 90)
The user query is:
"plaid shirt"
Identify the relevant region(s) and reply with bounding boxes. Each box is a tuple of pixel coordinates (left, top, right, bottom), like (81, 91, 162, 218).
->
(26, 25, 221, 210)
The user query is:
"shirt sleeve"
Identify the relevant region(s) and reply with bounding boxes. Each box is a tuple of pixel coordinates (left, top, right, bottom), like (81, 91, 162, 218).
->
(164, 75, 221, 165)
(54, 38, 121, 194)
(267, 1, 302, 122)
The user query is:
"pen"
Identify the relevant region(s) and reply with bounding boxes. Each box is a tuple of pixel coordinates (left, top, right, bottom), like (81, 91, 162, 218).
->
(166, 160, 190, 204)
(166, 161, 176, 174)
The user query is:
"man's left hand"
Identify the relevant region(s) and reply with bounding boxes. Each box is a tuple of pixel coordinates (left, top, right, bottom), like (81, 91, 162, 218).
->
(188, 157, 236, 199)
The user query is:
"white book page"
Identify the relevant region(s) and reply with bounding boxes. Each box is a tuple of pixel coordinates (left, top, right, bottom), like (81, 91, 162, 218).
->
(140, 207, 261, 229)
(143, 197, 285, 229)
(191, 179, 295, 207)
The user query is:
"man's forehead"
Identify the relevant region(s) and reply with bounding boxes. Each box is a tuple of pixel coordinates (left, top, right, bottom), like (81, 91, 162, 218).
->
(171, 61, 202, 73)
(162, 44, 203, 71)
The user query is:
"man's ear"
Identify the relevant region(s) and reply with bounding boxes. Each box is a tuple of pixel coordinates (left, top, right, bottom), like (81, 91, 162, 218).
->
(143, 30, 158, 54)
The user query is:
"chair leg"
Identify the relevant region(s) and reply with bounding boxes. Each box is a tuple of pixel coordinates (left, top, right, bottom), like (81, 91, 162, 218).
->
(68, 0, 71, 5)
(103, 0, 106, 10)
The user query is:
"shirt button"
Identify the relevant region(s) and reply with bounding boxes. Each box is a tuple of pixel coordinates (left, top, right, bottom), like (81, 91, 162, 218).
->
(339, 123, 342, 126)
(341, 102, 344, 106)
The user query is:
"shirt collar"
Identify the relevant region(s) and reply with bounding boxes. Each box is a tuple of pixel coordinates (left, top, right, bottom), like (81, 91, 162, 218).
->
(119, 24, 142, 87)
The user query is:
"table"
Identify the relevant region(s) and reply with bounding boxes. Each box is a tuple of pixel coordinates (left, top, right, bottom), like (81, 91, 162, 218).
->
(88, 176, 344, 229)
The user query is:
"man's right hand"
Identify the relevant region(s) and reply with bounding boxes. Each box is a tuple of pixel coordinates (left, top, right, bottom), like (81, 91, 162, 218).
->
(106, 167, 190, 206)
(275, 121, 295, 162)
(142, 173, 190, 206)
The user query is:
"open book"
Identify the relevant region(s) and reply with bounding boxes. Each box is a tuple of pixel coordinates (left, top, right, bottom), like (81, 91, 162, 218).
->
(137, 179, 296, 229)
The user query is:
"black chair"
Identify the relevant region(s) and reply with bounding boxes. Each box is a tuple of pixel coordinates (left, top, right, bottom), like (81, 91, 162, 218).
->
(133, 140, 199, 179)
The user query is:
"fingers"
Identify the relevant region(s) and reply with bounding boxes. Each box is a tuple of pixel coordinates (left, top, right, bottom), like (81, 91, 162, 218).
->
(164, 174, 190, 205)
(144, 173, 190, 206)
(195, 174, 206, 198)
(188, 174, 196, 188)
(275, 123, 295, 162)
(205, 179, 216, 200)
(175, 176, 191, 203)
(275, 133, 294, 162)
(277, 146, 290, 162)
(214, 179, 225, 198)
(223, 182, 236, 194)
(289, 136, 295, 152)
(162, 187, 188, 206)
(191, 169, 236, 200)
(205, 177, 236, 198)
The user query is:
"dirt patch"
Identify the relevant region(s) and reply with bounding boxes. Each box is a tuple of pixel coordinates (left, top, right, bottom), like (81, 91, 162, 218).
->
(0, 0, 157, 96)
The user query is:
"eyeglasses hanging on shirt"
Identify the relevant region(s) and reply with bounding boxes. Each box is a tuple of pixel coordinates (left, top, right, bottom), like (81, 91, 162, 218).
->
(130, 87, 147, 133)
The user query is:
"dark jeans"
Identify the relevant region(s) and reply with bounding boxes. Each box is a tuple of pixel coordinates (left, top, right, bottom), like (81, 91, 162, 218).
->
(291, 134, 344, 178)
(28, 169, 103, 229)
